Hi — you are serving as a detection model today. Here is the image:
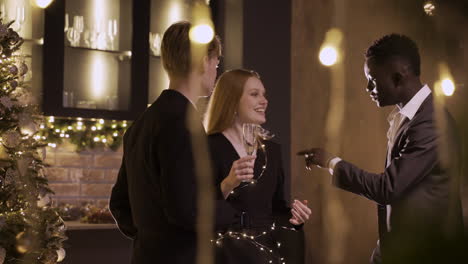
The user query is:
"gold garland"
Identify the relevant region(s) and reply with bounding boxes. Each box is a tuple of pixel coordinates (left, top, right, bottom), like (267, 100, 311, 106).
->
(37, 116, 129, 151)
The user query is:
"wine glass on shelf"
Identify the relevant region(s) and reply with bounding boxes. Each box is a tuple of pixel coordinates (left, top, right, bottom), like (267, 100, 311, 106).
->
(66, 27, 76, 46)
(17, 6, 25, 31)
(9, 5, 25, 32)
(107, 19, 117, 50)
(89, 20, 100, 49)
(149, 32, 161, 56)
(95, 19, 107, 50)
(66, 15, 83, 47)
(64, 13, 69, 32)
(242, 123, 259, 184)
(73, 16, 84, 46)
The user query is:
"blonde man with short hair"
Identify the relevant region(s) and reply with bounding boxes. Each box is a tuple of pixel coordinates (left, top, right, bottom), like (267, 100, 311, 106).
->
(110, 21, 238, 264)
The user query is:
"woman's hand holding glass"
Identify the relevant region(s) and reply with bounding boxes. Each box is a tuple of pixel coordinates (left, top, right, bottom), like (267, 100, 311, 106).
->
(289, 200, 312, 225)
(229, 155, 256, 186)
(221, 155, 256, 198)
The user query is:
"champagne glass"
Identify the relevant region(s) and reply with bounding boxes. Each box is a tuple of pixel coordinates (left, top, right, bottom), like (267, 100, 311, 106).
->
(242, 123, 259, 184)
(257, 126, 275, 140)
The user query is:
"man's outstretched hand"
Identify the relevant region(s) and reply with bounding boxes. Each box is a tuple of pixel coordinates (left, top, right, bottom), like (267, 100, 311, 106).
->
(297, 148, 336, 170)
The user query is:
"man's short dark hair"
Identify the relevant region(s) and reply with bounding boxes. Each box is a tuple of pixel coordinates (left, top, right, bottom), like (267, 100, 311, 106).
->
(365, 34, 421, 76)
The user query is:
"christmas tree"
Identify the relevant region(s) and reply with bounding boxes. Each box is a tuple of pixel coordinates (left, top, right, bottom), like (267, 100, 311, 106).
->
(0, 19, 67, 264)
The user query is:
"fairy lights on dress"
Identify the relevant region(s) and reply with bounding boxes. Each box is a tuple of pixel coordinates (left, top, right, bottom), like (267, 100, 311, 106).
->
(229, 141, 268, 196)
(215, 128, 293, 264)
(211, 222, 295, 264)
(229, 126, 275, 195)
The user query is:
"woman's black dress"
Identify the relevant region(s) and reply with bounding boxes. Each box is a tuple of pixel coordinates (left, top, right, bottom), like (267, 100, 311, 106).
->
(208, 133, 299, 264)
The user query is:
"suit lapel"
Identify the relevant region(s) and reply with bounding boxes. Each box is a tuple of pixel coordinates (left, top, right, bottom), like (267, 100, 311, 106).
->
(389, 95, 432, 158)
(391, 117, 410, 155)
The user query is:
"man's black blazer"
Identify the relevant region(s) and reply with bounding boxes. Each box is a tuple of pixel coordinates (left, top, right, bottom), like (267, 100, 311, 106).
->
(110, 90, 239, 264)
(332, 95, 463, 262)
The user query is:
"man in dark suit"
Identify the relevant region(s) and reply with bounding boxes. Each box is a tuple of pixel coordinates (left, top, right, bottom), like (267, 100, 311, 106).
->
(298, 34, 464, 263)
(109, 21, 239, 264)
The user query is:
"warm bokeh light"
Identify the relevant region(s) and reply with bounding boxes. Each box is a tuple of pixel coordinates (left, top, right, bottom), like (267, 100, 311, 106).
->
(168, 2, 183, 26)
(436, 63, 455, 97)
(319, 28, 343, 67)
(319, 46, 339, 66)
(441, 78, 455, 96)
(34, 0, 54, 9)
(90, 53, 107, 100)
(423, 1, 435, 16)
(189, 24, 214, 44)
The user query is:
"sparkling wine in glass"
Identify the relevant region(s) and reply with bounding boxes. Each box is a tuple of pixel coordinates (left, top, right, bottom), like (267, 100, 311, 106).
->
(242, 123, 258, 184)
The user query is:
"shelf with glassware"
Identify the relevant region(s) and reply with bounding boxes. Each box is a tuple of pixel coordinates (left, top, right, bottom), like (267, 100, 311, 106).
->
(42, 0, 150, 120)
(64, 13, 131, 56)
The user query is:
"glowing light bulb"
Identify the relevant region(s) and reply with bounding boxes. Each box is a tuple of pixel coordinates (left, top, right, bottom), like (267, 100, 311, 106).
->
(35, 0, 54, 9)
(189, 24, 214, 44)
(441, 78, 455, 96)
(319, 46, 339, 66)
(424, 1, 435, 16)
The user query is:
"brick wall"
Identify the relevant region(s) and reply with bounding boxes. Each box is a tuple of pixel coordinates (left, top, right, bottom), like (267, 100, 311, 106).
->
(42, 140, 123, 207)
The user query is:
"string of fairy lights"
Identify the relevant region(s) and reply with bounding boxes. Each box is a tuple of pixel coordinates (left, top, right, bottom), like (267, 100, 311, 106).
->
(228, 141, 267, 196)
(36, 116, 130, 151)
(212, 223, 296, 264)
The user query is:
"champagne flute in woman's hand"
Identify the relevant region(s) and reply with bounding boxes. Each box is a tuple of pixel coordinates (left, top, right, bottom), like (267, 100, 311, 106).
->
(242, 123, 258, 184)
